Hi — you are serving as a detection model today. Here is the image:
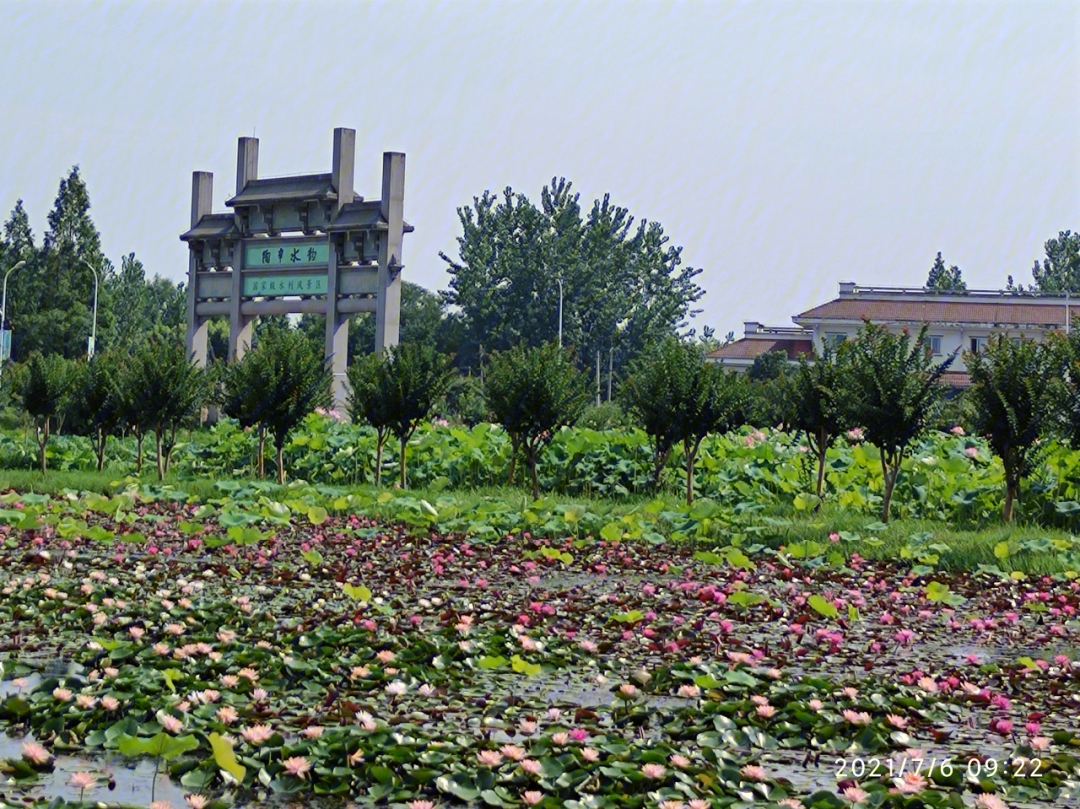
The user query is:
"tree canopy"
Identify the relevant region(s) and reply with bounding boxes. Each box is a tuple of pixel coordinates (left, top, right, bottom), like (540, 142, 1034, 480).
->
(440, 179, 705, 377)
(925, 252, 966, 293)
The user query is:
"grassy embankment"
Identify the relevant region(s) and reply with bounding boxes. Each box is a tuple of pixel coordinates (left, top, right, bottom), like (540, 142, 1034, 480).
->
(0, 466, 1075, 577)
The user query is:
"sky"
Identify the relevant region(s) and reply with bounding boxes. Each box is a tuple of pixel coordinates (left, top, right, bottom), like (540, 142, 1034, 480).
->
(1, 0, 1077, 340)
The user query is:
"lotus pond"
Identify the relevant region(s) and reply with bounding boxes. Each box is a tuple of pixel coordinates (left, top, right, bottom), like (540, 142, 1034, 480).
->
(0, 484, 1078, 809)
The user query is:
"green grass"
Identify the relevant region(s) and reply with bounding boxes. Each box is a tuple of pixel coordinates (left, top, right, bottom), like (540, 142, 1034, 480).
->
(0, 467, 1075, 577)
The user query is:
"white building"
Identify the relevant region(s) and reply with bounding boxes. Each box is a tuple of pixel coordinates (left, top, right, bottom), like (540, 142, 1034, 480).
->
(709, 281, 1079, 386)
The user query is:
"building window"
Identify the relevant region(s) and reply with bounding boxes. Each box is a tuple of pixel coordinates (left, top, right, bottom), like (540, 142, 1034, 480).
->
(928, 335, 943, 356)
(824, 332, 846, 348)
(970, 336, 988, 354)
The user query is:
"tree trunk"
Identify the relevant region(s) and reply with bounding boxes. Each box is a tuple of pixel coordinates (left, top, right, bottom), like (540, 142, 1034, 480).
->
(155, 431, 165, 481)
(277, 444, 286, 485)
(95, 430, 107, 472)
(374, 433, 385, 487)
(136, 432, 144, 474)
(816, 449, 827, 498)
(651, 446, 671, 492)
(1003, 479, 1018, 523)
(527, 446, 540, 501)
(257, 429, 266, 478)
(880, 454, 897, 523)
(684, 439, 698, 505)
(507, 435, 520, 486)
(37, 419, 49, 475)
(163, 427, 176, 475)
(813, 428, 828, 497)
(399, 434, 408, 490)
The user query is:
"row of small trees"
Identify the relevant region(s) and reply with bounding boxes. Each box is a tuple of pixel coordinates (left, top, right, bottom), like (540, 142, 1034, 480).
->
(14, 323, 1078, 523)
(786, 322, 1080, 523)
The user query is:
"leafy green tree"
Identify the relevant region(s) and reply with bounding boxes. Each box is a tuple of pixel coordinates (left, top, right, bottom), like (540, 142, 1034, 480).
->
(296, 282, 450, 363)
(1009, 230, 1080, 292)
(966, 335, 1056, 522)
(440, 179, 704, 375)
(69, 352, 125, 471)
(22, 353, 75, 473)
(838, 323, 955, 522)
(17, 168, 115, 359)
(748, 350, 789, 382)
(681, 365, 750, 504)
(620, 338, 701, 492)
(221, 328, 331, 483)
(485, 342, 589, 499)
(439, 374, 487, 426)
(125, 341, 207, 479)
(107, 254, 186, 351)
(925, 252, 967, 293)
(788, 343, 851, 498)
(348, 343, 453, 488)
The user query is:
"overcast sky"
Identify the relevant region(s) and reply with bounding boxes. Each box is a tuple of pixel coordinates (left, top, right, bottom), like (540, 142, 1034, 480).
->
(1, 0, 1077, 339)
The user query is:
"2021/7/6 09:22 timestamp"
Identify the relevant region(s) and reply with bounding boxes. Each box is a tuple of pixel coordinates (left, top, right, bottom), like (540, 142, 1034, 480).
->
(835, 756, 1045, 780)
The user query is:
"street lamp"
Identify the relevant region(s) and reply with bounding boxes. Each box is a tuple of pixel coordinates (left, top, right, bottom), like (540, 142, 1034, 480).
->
(79, 257, 100, 359)
(557, 276, 564, 348)
(0, 259, 27, 382)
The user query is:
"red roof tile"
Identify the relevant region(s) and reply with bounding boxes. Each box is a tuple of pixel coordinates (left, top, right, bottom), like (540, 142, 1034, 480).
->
(795, 298, 1080, 327)
(708, 338, 813, 361)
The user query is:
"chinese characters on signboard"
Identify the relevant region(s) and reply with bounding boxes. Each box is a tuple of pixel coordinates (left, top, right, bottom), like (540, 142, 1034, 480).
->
(244, 241, 329, 269)
(243, 274, 329, 297)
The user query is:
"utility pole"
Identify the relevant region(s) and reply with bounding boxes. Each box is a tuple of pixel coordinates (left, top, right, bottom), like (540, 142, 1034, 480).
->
(595, 350, 601, 407)
(79, 257, 100, 358)
(557, 278, 565, 347)
(607, 347, 614, 402)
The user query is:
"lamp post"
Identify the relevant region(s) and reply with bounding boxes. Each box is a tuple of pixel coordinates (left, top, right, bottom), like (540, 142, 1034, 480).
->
(0, 259, 27, 383)
(79, 258, 100, 359)
(557, 276, 565, 347)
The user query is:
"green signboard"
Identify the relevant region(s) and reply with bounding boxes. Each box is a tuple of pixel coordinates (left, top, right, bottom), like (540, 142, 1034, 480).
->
(245, 240, 328, 269)
(244, 274, 328, 297)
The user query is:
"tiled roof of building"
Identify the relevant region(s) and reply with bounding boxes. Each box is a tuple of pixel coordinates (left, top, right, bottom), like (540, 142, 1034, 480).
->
(708, 338, 813, 361)
(795, 297, 1080, 328)
(179, 213, 240, 242)
(226, 174, 338, 207)
(942, 371, 972, 388)
(328, 200, 416, 234)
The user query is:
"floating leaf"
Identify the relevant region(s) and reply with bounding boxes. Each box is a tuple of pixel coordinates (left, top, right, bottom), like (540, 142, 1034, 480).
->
(343, 583, 372, 602)
(808, 594, 839, 620)
(209, 732, 247, 783)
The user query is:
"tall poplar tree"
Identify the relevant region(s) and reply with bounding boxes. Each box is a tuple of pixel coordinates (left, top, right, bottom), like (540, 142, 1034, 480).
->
(441, 178, 705, 376)
(20, 168, 114, 358)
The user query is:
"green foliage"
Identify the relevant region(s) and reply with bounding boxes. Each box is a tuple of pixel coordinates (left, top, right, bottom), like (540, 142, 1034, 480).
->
(485, 342, 589, 498)
(966, 336, 1057, 522)
(575, 401, 628, 431)
(21, 353, 76, 473)
(680, 364, 751, 503)
(68, 352, 125, 471)
(1, 178, 182, 363)
(1011, 229, 1080, 293)
(125, 341, 207, 480)
(838, 323, 955, 521)
(439, 374, 488, 427)
(221, 328, 332, 483)
(620, 338, 749, 503)
(788, 343, 851, 497)
(925, 251, 967, 293)
(347, 343, 454, 488)
(440, 179, 705, 374)
(748, 350, 789, 381)
(620, 337, 702, 491)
